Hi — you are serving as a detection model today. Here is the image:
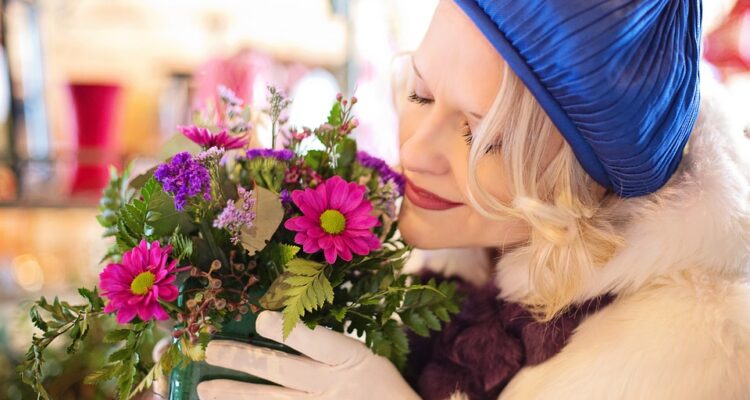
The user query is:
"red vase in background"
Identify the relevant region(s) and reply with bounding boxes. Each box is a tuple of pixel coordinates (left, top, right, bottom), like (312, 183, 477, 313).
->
(68, 83, 122, 196)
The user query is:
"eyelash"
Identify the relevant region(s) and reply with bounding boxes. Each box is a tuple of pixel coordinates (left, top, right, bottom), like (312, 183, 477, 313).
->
(407, 91, 501, 154)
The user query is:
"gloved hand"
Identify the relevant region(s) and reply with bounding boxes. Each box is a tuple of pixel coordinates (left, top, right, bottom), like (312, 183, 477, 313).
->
(197, 310, 421, 400)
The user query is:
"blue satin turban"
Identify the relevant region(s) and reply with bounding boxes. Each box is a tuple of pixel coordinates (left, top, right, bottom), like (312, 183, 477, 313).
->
(454, 0, 702, 197)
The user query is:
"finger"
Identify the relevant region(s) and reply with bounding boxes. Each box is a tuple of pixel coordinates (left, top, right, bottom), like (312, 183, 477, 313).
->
(197, 379, 313, 400)
(151, 338, 171, 398)
(255, 311, 365, 366)
(205, 340, 328, 393)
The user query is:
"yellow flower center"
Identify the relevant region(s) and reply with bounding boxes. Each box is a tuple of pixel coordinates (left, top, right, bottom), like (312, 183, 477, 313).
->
(320, 209, 346, 235)
(131, 271, 156, 295)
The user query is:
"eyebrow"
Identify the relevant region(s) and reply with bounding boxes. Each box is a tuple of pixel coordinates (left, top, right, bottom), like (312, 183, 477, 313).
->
(411, 56, 425, 81)
(412, 56, 485, 121)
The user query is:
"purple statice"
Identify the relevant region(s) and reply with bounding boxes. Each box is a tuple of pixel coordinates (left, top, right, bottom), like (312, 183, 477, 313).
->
(154, 152, 212, 211)
(279, 189, 292, 205)
(213, 186, 256, 245)
(245, 148, 294, 161)
(355, 151, 405, 195)
(378, 180, 400, 219)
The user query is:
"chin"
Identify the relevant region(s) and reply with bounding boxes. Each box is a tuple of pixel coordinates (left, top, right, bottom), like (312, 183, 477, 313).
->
(398, 204, 450, 249)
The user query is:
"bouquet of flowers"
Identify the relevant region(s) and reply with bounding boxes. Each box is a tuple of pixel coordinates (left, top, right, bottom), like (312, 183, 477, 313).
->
(20, 86, 460, 400)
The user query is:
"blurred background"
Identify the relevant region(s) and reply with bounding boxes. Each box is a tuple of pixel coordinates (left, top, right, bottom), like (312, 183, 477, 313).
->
(0, 0, 748, 398)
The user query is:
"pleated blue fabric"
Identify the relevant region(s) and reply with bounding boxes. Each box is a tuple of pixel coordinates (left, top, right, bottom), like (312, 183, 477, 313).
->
(454, 0, 702, 197)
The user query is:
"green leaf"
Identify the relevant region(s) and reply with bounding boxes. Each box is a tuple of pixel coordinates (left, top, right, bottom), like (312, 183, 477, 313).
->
(104, 329, 132, 344)
(433, 306, 450, 322)
(108, 348, 132, 363)
(332, 307, 347, 322)
(281, 303, 302, 340)
(401, 310, 429, 337)
(84, 365, 120, 385)
(383, 320, 409, 370)
(169, 231, 194, 262)
(128, 361, 162, 399)
(259, 271, 295, 310)
(78, 287, 105, 310)
(267, 243, 300, 271)
(29, 307, 47, 331)
(277, 260, 332, 339)
(286, 258, 325, 276)
(304, 150, 327, 170)
(335, 137, 357, 168)
(127, 166, 156, 190)
(418, 308, 441, 331)
(327, 101, 343, 126)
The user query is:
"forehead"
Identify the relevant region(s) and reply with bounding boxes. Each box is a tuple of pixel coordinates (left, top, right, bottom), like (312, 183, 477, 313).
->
(414, 1, 504, 111)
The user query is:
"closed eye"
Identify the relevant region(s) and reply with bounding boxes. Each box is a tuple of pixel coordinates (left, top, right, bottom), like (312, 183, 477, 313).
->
(463, 124, 502, 155)
(407, 91, 433, 105)
(408, 90, 501, 154)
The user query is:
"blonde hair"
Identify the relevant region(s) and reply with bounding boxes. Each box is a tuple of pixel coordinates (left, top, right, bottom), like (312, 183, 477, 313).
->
(392, 53, 625, 321)
(467, 62, 625, 321)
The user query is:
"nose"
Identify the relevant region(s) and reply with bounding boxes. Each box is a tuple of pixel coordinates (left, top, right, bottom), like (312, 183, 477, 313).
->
(399, 105, 453, 176)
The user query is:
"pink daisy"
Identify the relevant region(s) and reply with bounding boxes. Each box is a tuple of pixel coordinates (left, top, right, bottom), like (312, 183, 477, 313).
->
(284, 176, 381, 264)
(99, 240, 179, 324)
(179, 125, 247, 150)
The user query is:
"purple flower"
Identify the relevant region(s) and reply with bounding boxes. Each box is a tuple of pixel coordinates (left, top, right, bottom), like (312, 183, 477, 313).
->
(280, 189, 292, 205)
(246, 148, 294, 161)
(213, 186, 256, 245)
(154, 152, 212, 211)
(355, 151, 405, 195)
(180, 125, 248, 150)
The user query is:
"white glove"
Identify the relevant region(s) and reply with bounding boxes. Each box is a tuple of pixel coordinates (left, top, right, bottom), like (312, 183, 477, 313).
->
(197, 310, 421, 400)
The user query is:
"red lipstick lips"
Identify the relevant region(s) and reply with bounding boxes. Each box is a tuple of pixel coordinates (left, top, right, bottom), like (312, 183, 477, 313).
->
(405, 180, 464, 211)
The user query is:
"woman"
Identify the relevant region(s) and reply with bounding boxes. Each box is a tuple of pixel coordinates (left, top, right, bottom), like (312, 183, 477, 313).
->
(197, 0, 750, 399)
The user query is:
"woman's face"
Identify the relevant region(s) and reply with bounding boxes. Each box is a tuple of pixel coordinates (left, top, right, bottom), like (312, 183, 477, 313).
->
(398, 0, 542, 249)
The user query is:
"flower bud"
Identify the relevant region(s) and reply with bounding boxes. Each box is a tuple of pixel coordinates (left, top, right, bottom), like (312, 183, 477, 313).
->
(210, 278, 222, 289)
(336, 93, 343, 102)
(214, 298, 227, 310)
(351, 96, 358, 104)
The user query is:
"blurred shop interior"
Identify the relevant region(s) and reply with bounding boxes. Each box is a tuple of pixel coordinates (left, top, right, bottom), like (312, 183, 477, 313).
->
(0, 0, 748, 398)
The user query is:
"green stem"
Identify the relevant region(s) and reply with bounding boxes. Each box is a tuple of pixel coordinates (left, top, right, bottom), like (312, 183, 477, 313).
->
(345, 309, 374, 322)
(200, 218, 229, 268)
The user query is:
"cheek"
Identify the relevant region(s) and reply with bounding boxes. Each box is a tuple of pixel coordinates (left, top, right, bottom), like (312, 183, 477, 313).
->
(468, 155, 513, 205)
(398, 103, 422, 149)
